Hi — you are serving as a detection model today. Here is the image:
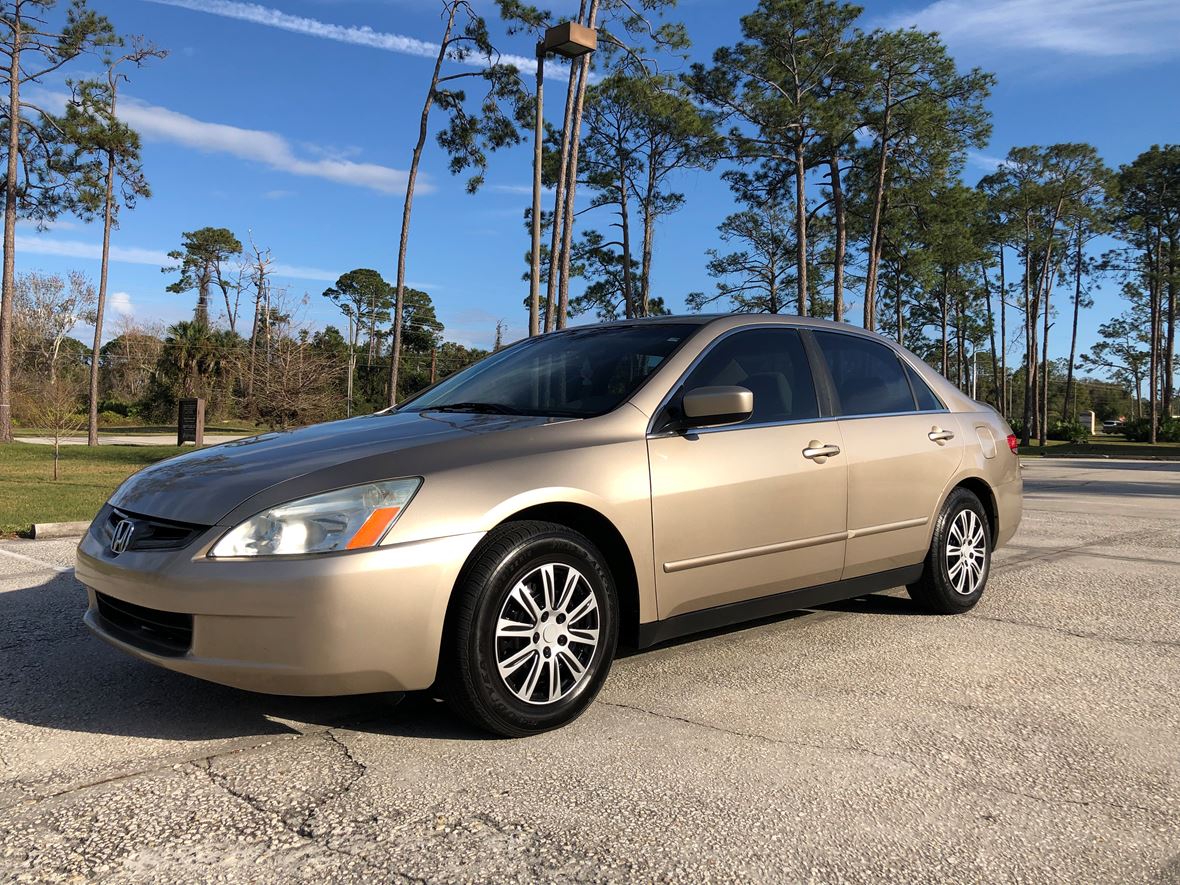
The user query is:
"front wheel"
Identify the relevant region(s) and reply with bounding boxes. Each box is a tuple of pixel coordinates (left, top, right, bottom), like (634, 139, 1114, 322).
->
(907, 487, 992, 614)
(444, 520, 618, 737)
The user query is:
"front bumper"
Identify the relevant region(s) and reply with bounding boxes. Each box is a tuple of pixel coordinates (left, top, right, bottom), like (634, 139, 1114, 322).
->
(76, 526, 485, 696)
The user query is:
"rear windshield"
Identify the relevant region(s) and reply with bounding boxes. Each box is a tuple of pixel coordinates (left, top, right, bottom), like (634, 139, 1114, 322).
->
(401, 324, 698, 418)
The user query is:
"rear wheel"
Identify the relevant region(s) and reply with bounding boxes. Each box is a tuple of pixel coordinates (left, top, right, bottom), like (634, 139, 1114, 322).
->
(907, 487, 991, 614)
(444, 520, 618, 737)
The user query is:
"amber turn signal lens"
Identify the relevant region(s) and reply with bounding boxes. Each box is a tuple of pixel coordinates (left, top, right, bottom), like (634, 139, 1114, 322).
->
(346, 506, 403, 549)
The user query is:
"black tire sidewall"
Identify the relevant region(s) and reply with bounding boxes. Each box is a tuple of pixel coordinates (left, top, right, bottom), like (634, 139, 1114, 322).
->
(928, 489, 992, 612)
(457, 527, 618, 735)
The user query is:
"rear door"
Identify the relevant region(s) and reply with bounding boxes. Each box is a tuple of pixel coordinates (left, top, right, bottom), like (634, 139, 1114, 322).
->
(810, 331, 965, 580)
(647, 327, 847, 619)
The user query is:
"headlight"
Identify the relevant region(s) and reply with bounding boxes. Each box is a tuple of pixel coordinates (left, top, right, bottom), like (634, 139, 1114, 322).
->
(209, 478, 421, 557)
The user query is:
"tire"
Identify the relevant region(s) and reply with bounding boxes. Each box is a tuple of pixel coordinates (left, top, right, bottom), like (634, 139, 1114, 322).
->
(444, 520, 619, 737)
(906, 487, 992, 614)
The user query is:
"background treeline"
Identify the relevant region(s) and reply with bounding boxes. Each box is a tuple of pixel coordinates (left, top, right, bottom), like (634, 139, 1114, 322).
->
(0, 0, 1176, 446)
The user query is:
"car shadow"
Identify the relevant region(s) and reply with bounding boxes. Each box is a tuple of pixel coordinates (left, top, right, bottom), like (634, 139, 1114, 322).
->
(0, 570, 919, 747)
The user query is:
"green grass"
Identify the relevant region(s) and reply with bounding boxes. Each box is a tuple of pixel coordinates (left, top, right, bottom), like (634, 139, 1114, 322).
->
(1018, 436, 1180, 458)
(0, 443, 184, 534)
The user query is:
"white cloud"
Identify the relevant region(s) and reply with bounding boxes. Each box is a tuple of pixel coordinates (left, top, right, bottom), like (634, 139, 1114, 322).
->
(968, 152, 1007, 171)
(109, 291, 134, 316)
(146, 0, 555, 77)
(31, 87, 419, 196)
(16, 218, 80, 232)
(489, 183, 557, 197)
(270, 262, 339, 282)
(16, 234, 171, 266)
(117, 96, 419, 195)
(15, 234, 341, 282)
(884, 0, 1180, 59)
(263, 189, 294, 199)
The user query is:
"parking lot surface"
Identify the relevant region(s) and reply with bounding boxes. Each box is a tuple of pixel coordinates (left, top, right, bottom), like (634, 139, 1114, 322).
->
(1, 458, 1177, 883)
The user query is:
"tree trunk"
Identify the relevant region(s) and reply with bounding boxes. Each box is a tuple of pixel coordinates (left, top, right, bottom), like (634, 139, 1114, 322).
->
(528, 51, 544, 337)
(0, 22, 22, 442)
(619, 162, 634, 318)
(1020, 225, 1034, 447)
(940, 271, 949, 378)
(863, 91, 892, 331)
(639, 161, 656, 318)
(87, 142, 117, 446)
(1040, 271, 1051, 446)
(1149, 232, 1161, 443)
(542, 55, 579, 333)
(828, 153, 845, 322)
(554, 0, 600, 331)
(1165, 236, 1176, 420)
(1063, 225, 1083, 423)
(982, 259, 999, 408)
(894, 270, 904, 346)
(389, 6, 454, 406)
(793, 138, 807, 317)
(999, 245, 1007, 418)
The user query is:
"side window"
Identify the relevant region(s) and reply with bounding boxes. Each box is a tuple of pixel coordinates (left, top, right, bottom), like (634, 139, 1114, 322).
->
(814, 331, 917, 417)
(680, 328, 819, 424)
(904, 363, 944, 411)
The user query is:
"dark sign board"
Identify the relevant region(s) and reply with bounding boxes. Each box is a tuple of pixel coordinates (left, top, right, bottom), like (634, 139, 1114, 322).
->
(177, 398, 205, 446)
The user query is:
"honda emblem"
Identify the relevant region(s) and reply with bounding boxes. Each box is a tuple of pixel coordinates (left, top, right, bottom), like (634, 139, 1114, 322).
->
(110, 519, 135, 555)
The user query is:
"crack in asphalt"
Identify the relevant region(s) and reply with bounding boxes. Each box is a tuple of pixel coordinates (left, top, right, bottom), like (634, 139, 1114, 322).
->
(991, 525, 1170, 575)
(985, 784, 1159, 818)
(603, 702, 1166, 822)
(295, 730, 368, 837)
(965, 613, 1180, 650)
(0, 713, 387, 815)
(600, 700, 920, 771)
(192, 729, 378, 866)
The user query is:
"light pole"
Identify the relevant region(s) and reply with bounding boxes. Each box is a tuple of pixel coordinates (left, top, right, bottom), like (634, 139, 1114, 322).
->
(529, 22, 596, 337)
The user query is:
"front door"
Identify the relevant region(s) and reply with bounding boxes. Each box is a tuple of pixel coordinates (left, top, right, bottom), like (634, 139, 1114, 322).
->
(647, 327, 848, 619)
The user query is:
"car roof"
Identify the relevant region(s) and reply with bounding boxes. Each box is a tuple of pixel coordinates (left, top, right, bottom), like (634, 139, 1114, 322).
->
(565, 313, 891, 337)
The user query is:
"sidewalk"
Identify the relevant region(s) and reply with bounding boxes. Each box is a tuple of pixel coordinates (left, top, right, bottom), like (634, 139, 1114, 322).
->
(15, 433, 248, 447)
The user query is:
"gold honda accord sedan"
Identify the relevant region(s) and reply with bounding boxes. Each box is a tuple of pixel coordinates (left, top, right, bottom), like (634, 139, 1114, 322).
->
(78, 315, 1022, 736)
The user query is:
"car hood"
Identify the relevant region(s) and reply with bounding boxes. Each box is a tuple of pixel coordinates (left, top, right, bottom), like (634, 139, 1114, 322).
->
(109, 410, 559, 526)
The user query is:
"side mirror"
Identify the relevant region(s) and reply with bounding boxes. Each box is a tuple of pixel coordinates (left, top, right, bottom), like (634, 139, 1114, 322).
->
(680, 385, 753, 429)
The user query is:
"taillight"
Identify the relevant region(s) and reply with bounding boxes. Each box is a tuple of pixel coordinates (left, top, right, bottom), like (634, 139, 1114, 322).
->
(1006, 434, 1019, 454)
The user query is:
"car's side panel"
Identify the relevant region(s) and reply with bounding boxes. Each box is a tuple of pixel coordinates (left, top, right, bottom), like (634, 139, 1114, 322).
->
(942, 408, 1023, 548)
(646, 420, 848, 619)
(838, 412, 967, 579)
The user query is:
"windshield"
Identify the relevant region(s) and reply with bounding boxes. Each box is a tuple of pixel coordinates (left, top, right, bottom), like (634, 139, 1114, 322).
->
(402, 323, 698, 418)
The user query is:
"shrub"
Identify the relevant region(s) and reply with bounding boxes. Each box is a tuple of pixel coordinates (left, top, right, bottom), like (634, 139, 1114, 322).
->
(1121, 418, 1153, 442)
(1048, 420, 1089, 444)
(97, 399, 133, 417)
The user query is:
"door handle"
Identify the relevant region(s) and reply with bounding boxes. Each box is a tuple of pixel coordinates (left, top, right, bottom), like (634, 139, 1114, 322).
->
(928, 428, 955, 443)
(803, 442, 841, 461)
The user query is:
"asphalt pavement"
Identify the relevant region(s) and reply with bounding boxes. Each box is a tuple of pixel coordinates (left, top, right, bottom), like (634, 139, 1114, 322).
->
(0, 458, 1177, 883)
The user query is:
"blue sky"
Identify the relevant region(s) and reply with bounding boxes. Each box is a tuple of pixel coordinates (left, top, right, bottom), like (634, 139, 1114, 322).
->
(16, 0, 1180, 365)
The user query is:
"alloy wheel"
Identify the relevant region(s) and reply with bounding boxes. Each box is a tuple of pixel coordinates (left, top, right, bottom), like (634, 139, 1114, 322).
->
(494, 562, 600, 705)
(945, 508, 986, 596)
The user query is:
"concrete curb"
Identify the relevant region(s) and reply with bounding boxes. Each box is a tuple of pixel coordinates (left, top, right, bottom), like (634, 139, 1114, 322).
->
(31, 521, 90, 540)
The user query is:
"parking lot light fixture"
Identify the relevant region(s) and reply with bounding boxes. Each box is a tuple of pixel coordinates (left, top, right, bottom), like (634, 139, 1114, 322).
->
(542, 21, 597, 59)
(529, 21, 597, 337)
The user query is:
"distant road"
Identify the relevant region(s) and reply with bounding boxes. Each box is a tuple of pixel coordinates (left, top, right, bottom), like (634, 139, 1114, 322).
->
(15, 434, 248, 447)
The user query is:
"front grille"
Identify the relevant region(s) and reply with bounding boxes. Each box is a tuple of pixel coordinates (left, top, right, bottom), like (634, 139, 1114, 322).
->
(94, 592, 193, 657)
(93, 506, 208, 553)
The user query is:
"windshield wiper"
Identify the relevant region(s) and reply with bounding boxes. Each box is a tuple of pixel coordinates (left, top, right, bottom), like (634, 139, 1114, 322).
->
(420, 402, 522, 415)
